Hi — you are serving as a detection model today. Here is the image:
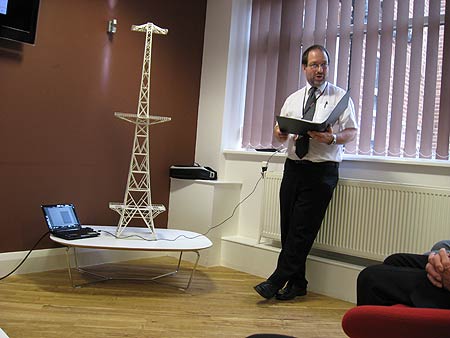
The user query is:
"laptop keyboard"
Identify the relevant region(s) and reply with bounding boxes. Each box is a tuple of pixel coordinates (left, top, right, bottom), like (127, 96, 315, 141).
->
(56, 227, 99, 240)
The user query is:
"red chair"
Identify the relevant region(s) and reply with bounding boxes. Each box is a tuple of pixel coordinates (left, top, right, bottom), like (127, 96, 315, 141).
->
(342, 304, 450, 338)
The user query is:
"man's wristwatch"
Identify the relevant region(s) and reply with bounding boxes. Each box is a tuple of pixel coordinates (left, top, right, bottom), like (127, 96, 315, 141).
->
(329, 134, 337, 145)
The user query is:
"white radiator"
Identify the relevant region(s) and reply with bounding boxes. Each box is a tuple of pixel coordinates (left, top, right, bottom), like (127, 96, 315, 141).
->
(260, 172, 450, 261)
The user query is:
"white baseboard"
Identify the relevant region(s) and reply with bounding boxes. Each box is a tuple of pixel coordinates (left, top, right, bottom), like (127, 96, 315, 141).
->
(1, 237, 363, 303)
(0, 247, 166, 277)
(221, 235, 362, 303)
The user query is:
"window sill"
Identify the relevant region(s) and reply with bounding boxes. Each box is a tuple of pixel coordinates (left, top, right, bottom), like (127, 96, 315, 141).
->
(223, 149, 450, 168)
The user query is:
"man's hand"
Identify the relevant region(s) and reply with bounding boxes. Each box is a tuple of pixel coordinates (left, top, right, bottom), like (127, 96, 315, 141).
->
(308, 126, 358, 145)
(274, 125, 289, 142)
(308, 125, 334, 144)
(426, 248, 450, 290)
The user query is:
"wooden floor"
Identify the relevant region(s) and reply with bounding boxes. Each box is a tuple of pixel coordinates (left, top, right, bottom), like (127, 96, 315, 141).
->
(0, 256, 353, 338)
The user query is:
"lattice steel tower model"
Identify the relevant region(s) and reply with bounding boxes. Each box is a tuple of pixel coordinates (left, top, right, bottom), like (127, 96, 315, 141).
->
(110, 22, 171, 240)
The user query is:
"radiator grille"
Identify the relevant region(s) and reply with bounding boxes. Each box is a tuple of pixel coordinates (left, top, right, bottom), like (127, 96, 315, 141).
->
(260, 172, 450, 260)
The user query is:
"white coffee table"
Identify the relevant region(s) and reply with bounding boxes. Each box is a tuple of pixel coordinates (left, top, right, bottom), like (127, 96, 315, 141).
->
(50, 226, 212, 290)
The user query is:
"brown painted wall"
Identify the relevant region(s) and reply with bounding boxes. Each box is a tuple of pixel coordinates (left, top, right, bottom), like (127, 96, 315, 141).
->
(0, 0, 206, 252)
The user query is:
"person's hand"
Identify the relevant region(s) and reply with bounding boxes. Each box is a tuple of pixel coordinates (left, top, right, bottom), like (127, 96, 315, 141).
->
(426, 248, 450, 290)
(274, 125, 289, 142)
(426, 260, 443, 288)
(308, 125, 334, 144)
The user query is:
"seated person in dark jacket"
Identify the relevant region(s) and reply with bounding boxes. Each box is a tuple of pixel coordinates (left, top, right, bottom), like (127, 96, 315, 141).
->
(357, 240, 450, 309)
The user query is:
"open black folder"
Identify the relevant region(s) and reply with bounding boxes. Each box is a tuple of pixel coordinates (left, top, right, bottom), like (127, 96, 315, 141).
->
(276, 90, 350, 136)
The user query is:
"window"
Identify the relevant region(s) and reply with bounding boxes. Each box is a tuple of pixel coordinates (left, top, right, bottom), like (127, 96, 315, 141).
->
(242, 0, 450, 161)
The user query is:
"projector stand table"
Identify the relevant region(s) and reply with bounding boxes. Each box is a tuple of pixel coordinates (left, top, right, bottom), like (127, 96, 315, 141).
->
(50, 226, 212, 290)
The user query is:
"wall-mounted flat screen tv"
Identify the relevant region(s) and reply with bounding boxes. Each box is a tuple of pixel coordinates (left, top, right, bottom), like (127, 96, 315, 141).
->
(0, 0, 40, 45)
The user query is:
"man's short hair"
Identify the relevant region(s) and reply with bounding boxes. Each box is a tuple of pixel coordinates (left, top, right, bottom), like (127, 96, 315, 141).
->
(301, 45, 330, 66)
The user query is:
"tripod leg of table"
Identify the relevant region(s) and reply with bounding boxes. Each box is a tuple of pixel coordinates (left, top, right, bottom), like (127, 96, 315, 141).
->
(63, 247, 201, 290)
(185, 251, 200, 290)
(64, 247, 75, 288)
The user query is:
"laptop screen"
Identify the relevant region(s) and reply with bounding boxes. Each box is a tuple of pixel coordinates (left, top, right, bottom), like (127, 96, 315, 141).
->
(42, 204, 81, 232)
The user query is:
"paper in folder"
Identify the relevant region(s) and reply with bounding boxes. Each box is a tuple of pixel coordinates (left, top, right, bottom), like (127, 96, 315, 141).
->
(276, 90, 350, 136)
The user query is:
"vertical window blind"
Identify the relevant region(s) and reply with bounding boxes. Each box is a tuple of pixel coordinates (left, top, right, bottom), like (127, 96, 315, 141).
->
(242, 0, 450, 161)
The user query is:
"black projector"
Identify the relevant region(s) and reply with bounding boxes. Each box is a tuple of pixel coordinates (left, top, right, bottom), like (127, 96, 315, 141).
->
(169, 164, 217, 180)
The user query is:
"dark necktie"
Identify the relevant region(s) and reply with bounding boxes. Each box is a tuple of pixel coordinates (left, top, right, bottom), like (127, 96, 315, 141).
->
(295, 87, 318, 158)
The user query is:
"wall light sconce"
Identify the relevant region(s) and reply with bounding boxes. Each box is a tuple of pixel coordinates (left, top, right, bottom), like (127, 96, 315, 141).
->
(107, 19, 118, 34)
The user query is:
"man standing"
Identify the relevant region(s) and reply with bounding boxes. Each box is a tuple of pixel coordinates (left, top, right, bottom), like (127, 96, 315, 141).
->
(254, 45, 358, 300)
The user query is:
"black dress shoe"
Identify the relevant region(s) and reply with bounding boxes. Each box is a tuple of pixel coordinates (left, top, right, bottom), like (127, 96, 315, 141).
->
(275, 284, 307, 300)
(254, 280, 280, 299)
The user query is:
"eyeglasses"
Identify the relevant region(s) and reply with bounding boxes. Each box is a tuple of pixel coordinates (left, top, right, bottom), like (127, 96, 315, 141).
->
(307, 63, 328, 70)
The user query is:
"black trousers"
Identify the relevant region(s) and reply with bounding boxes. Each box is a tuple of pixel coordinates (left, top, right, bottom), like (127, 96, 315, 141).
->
(268, 158, 338, 289)
(357, 253, 450, 309)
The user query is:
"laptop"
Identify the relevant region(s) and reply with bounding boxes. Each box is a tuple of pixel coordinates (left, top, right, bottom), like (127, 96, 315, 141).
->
(41, 204, 100, 240)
